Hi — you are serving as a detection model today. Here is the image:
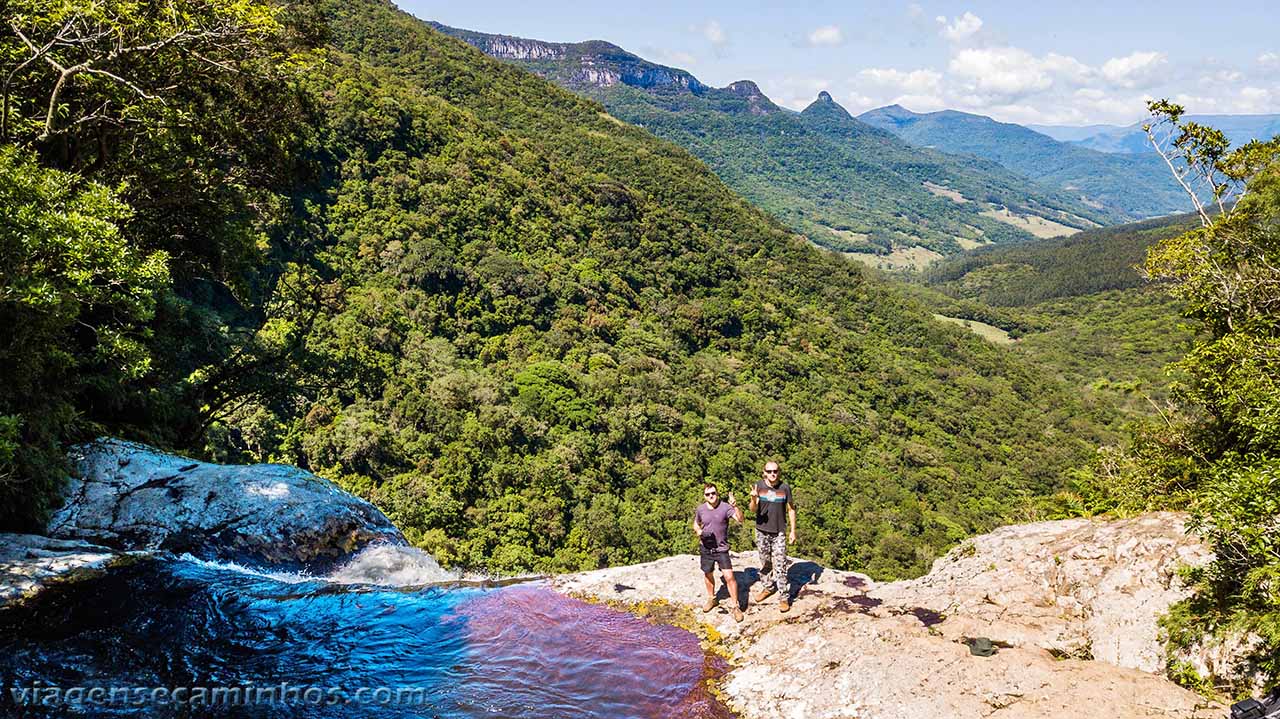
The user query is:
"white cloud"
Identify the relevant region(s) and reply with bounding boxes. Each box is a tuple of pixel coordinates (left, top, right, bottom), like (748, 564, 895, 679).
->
(1238, 86, 1274, 112)
(859, 67, 944, 96)
(767, 76, 834, 110)
(645, 47, 697, 69)
(1099, 51, 1167, 88)
(936, 12, 983, 42)
(804, 18, 1276, 125)
(807, 25, 845, 47)
(1199, 69, 1243, 86)
(844, 91, 880, 114)
(1040, 53, 1093, 85)
(702, 20, 727, 48)
(949, 47, 1053, 98)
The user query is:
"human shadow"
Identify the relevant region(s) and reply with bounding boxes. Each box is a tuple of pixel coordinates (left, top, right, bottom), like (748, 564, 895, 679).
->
(714, 560, 826, 605)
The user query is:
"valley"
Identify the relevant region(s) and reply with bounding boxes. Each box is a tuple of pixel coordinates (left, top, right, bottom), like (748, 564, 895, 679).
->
(431, 23, 1113, 260)
(3, 0, 1277, 705)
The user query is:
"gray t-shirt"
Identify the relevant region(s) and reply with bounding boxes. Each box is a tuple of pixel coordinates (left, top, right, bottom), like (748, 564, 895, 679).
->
(694, 501, 737, 554)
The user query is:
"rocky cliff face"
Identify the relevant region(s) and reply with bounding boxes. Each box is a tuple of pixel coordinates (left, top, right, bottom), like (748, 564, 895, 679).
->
(554, 513, 1225, 719)
(466, 35, 566, 61)
(430, 21, 709, 93)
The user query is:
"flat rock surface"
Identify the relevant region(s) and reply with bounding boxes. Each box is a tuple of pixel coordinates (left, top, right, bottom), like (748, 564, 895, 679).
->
(0, 533, 137, 606)
(48, 439, 404, 570)
(553, 514, 1223, 719)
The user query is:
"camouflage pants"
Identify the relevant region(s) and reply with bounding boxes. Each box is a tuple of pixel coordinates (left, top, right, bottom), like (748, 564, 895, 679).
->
(754, 529, 790, 598)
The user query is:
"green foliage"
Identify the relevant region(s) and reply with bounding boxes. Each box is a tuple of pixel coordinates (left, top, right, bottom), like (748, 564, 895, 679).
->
(909, 215, 1198, 428)
(1, 0, 320, 527)
(0, 0, 1132, 584)
(0, 145, 168, 528)
(586, 88, 1103, 255)
(1100, 108, 1280, 691)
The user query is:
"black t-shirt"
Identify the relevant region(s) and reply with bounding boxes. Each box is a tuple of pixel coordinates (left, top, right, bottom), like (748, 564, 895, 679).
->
(754, 480, 792, 534)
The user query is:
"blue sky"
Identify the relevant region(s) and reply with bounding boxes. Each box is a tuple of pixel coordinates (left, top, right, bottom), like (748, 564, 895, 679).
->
(398, 1, 1280, 125)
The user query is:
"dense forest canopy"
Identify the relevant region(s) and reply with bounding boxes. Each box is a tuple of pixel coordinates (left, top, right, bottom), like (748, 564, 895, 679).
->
(0, 0, 1124, 581)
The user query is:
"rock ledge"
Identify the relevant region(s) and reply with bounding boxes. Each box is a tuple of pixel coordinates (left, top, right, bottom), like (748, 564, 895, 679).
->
(554, 513, 1223, 719)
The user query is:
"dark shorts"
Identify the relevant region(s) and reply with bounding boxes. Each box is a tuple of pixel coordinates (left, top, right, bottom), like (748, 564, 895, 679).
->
(700, 550, 732, 573)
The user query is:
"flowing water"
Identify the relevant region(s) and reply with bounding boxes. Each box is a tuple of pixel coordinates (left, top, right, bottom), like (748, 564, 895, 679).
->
(0, 547, 732, 718)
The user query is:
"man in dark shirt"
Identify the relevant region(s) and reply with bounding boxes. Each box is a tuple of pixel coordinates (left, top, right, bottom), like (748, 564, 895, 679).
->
(749, 460, 797, 612)
(693, 482, 744, 622)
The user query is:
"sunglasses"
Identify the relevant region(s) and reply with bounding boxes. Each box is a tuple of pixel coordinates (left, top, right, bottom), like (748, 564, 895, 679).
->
(704, 491, 718, 496)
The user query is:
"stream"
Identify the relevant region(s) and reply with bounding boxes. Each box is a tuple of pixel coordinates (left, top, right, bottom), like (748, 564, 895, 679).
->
(0, 546, 732, 718)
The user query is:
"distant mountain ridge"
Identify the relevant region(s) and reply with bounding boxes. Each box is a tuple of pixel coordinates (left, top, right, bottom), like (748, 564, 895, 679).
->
(425, 22, 712, 94)
(858, 105, 1193, 219)
(431, 22, 1113, 259)
(1042, 114, 1280, 154)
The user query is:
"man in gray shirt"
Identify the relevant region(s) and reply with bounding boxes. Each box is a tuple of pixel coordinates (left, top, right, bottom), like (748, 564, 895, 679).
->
(693, 482, 744, 622)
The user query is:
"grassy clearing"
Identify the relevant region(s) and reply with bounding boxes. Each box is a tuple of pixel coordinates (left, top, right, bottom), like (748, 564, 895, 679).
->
(980, 208, 1081, 239)
(932, 314, 1015, 344)
(844, 246, 944, 271)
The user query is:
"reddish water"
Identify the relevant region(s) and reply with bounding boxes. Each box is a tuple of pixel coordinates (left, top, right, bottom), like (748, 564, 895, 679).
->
(0, 559, 735, 718)
(453, 585, 733, 719)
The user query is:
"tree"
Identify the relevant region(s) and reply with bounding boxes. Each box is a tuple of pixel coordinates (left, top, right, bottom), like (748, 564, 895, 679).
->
(1134, 101, 1280, 692)
(3, 0, 282, 149)
(0, 145, 168, 528)
(1144, 99, 1279, 226)
(0, 0, 318, 529)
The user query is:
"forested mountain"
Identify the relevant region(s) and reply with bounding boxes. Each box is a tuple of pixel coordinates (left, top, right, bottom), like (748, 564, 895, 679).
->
(428, 23, 1110, 261)
(859, 105, 1193, 219)
(2, 0, 1128, 581)
(924, 213, 1200, 306)
(909, 214, 1199, 423)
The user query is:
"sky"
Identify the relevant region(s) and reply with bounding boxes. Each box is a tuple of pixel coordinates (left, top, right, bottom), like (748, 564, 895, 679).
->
(397, 0, 1280, 126)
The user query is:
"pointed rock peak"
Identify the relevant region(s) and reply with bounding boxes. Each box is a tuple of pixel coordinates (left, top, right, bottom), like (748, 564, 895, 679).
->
(801, 91, 852, 120)
(726, 80, 763, 96)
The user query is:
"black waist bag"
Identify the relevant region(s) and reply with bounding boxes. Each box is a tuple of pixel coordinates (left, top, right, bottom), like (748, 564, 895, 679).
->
(1232, 687, 1280, 719)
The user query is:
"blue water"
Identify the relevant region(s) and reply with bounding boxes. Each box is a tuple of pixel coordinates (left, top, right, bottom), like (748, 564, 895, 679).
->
(0, 555, 731, 718)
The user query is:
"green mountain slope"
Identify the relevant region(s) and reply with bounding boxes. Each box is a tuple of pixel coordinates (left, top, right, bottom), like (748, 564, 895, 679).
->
(859, 105, 1193, 220)
(219, 0, 1128, 579)
(924, 213, 1200, 306)
(427, 23, 1112, 261)
(909, 215, 1199, 422)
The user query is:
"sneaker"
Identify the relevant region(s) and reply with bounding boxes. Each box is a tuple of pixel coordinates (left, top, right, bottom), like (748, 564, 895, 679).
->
(779, 598, 791, 614)
(751, 587, 775, 603)
(733, 606, 744, 622)
(702, 596, 718, 613)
